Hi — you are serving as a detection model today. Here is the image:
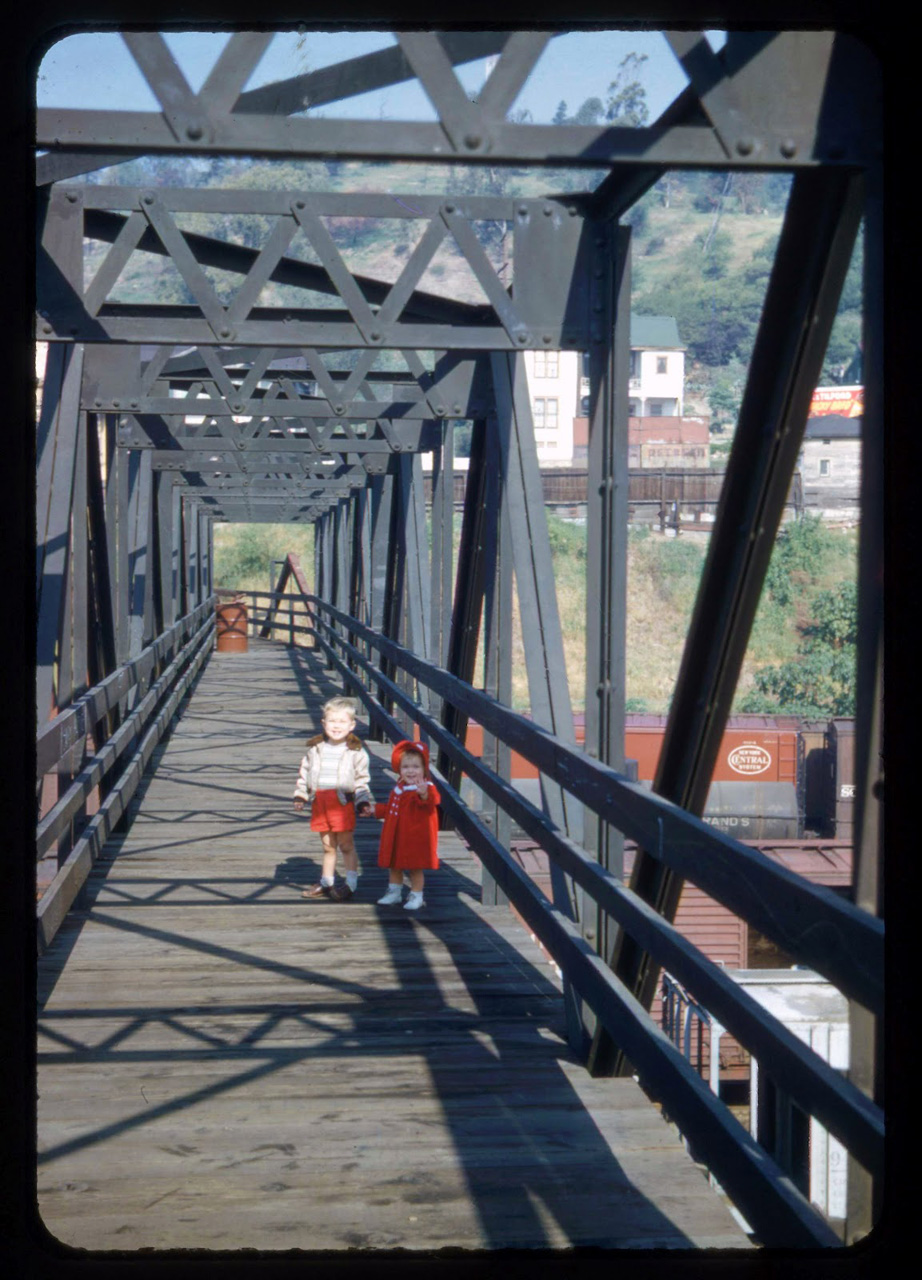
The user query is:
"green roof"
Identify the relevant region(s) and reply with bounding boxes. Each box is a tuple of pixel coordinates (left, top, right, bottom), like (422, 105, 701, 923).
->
(630, 314, 683, 350)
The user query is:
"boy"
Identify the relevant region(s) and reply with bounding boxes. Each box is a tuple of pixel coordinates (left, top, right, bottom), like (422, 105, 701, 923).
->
(293, 696, 373, 901)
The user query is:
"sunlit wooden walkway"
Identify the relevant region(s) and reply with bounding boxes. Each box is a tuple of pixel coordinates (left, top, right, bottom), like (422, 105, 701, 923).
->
(37, 639, 751, 1251)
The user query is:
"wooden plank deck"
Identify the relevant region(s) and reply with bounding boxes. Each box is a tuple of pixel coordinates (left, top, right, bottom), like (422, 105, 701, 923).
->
(36, 639, 752, 1252)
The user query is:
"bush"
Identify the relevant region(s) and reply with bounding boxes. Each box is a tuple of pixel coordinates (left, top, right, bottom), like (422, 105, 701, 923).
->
(742, 580, 857, 716)
(213, 524, 315, 591)
(763, 515, 844, 607)
(545, 513, 586, 561)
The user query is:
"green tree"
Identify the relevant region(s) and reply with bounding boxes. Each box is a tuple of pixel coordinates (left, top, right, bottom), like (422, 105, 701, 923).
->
(605, 53, 649, 126)
(635, 233, 778, 367)
(763, 514, 834, 607)
(708, 360, 746, 431)
(552, 96, 604, 126)
(743, 580, 857, 717)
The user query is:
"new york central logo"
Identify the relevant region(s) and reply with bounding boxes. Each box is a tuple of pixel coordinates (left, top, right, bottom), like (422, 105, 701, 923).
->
(727, 744, 772, 775)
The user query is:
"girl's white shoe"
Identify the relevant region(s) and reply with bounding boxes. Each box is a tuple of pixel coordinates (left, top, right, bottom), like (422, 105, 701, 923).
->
(403, 891, 424, 911)
(377, 884, 403, 905)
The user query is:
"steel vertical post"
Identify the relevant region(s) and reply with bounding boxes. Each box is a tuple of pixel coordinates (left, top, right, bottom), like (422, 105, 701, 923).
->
(590, 168, 868, 1078)
(402, 452, 433, 714)
(583, 223, 631, 959)
(126, 449, 153, 663)
(845, 154, 884, 1245)
(36, 343, 85, 725)
(480, 421, 513, 906)
(429, 423, 455, 671)
(438, 418, 490, 794)
(490, 350, 586, 1055)
(85, 412, 118, 702)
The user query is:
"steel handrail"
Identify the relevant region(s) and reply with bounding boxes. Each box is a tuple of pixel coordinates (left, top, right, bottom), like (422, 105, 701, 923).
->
(302, 598, 883, 1183)
(303, 607, 846, 1247)
(36, 607, 216, 951)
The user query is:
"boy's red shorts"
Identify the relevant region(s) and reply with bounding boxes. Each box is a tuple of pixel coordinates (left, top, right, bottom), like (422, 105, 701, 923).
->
(310, 789, 356, 833)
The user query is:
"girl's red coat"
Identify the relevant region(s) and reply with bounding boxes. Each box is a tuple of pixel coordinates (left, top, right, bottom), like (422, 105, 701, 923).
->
(374, 781, 440, 870)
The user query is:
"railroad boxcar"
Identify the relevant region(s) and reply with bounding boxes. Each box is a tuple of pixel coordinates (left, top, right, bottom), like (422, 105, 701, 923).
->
(460, 714, 853, 839)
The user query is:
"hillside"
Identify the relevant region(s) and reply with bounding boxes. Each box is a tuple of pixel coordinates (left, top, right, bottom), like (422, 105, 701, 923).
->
(213, 513, 858, 719)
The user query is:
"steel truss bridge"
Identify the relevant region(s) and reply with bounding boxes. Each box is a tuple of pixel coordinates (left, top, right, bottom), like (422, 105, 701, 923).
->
(17, 26, 891, 1258)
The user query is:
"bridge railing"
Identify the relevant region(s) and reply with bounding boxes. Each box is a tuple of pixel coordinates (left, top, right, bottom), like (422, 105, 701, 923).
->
(279, 576, 882, 1248)
(36, 598, 216, 951)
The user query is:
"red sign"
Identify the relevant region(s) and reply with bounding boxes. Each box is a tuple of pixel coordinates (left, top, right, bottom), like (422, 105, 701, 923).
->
(809, 386, 863, 418)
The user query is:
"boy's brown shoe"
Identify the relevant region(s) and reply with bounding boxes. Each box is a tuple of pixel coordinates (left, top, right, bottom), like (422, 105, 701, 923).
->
(303, 882, 332, 899)
(328, 882, 354, 901)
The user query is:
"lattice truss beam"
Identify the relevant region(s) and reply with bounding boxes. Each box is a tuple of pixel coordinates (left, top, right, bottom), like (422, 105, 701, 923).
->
(37, 30, 878, 351)
(38, 185, 600, 350)
(36, 30, 877, 175)
(77, 343, 494, 519)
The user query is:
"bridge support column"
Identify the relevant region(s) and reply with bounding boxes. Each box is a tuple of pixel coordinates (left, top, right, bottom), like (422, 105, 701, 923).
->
(479, 420, 513, 905)
(589, 168, 868, 1079)
(845, 150, 884, 1246)
(367, 474, 395, 740)
(399, 452, 433, 722)
(582, 223, 631, 965)
(429, 424, 454, 673)
(126, 448, 154, 671)
(36, 342, 85, 727)
(154, 472, 181, 632)
(438, 418, 489, 797)
(491, 351, 587, 1058)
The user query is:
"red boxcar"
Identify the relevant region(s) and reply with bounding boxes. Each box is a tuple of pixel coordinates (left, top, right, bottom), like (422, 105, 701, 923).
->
(624, 713, 802, 786)
(465, 714, 801, 787)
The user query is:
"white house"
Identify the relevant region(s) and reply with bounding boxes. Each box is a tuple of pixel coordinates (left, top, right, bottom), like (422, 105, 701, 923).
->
(521, 313, 687, 467)
(627, 315, 686, 418)
(424, 314, 687, 471)
(521, 345, 580, 467)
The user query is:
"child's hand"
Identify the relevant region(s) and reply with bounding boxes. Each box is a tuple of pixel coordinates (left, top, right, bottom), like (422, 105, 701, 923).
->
(417, 782, 428, 799)
(356, 802, 373, 818)
(293, 798, 306, 812)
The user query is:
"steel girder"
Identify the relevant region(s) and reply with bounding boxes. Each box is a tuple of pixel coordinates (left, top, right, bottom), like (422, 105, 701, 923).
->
(582, 224, 632, 967)
(38, 185, 598, 350)
(36, 31, 878, 171)
(74, 344, 488, 520)
(589, 165, 869, 1077)
(84, 345, 492, 421)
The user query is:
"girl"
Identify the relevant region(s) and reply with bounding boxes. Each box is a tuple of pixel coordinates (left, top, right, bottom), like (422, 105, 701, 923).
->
(293, 696, 373, 901)
(373, 741, 440, 911)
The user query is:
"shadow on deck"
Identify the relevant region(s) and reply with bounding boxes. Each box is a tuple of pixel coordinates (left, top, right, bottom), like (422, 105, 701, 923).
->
(36, 640, 752, 1252)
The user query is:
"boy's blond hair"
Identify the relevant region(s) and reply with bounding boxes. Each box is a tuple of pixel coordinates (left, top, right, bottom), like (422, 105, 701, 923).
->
(322, 696, 358, 720)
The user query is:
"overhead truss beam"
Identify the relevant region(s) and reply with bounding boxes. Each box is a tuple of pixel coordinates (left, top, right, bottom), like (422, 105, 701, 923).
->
(38, 187, 597, 349)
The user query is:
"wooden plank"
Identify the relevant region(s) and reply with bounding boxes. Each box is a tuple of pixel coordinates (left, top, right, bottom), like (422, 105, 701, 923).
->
(37, 640, 752, 1252)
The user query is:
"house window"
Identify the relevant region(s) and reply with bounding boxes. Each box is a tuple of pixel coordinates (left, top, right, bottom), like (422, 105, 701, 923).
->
(649, 402, 664, 416)
(657, 356, 668, 374)
(533, 397, 558, 432)
(819, 458, 832, 476)
(629, 351, 640, 379)
(533, 350, 559, 378)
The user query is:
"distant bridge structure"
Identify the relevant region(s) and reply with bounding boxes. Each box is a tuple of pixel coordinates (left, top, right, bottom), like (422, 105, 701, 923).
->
(26, 28, 885, 1254)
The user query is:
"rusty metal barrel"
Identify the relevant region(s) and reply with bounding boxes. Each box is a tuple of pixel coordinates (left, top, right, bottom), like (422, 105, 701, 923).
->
(215, 598, 248, 653)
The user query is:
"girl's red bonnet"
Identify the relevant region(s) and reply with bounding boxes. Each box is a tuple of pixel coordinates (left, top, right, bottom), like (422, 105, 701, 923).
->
(391, 739, 430, 775)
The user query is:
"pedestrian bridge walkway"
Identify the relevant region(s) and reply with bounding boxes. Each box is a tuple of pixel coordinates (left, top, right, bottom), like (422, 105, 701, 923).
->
(36, 639, 750, 1251)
